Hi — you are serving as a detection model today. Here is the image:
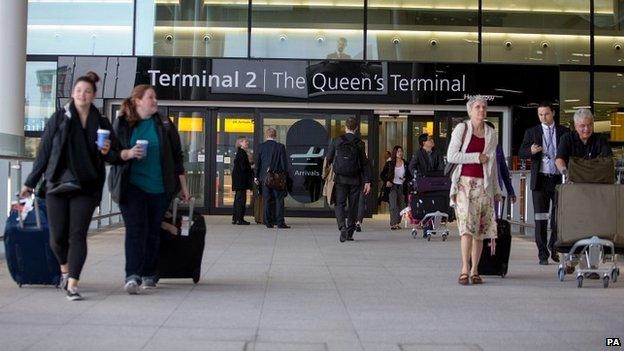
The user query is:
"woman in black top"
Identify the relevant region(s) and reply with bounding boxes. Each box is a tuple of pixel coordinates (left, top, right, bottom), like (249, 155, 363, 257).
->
(231, 137, 253, 225)
(20, 72, 119, 301)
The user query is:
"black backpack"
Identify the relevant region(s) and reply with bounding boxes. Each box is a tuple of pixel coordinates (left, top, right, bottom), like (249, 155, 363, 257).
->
(333, 135, 361, 176)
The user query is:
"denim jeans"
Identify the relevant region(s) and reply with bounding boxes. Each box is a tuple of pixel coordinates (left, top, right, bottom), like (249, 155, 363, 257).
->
(120, 184, 168, 282)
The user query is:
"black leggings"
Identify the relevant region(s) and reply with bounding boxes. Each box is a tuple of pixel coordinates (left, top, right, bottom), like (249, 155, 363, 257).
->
(46, 193, 98, 280)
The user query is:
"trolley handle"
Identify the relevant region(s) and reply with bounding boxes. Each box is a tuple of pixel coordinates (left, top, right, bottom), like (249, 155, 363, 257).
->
(15, 194, 41, 230)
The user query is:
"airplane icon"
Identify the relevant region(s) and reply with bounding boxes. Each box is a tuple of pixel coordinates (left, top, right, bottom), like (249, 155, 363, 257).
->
(290, 147, 325, 166)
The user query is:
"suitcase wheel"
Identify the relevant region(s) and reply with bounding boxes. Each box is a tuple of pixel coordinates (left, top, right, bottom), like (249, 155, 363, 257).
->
(603, 275, 610, 289)
(410, 229, 417, 239)
(193, 269, 200, 284)
(576, 275, 583, 288)
(442, 234, 447, 242)
(500, 263, 507, 278)
(427, 235, 431, 242)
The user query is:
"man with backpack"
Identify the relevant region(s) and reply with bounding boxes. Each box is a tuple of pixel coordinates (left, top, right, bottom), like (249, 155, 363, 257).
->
(325, 117, 372, 242)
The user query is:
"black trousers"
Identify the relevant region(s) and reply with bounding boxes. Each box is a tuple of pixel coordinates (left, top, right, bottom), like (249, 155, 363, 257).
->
(262, 184, 286, 226)
(46, 193, 99, 280)
(232, 190, 247, 223)
(532, 174, 561, 260)
(334, 183, 361, 235)
(119, 184, 168, 281)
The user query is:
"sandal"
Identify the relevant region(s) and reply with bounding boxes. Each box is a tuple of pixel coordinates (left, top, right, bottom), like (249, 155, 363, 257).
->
(470, 275, 483, 285)
(458, 273, 469, 285)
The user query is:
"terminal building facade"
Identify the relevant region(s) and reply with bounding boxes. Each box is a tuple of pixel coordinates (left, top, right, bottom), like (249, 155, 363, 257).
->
(17, 0, 624, 216)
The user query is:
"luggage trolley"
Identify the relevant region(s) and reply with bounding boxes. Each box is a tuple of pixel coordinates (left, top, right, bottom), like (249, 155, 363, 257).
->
(555, 175, 622, 288)
(406, 172, 455, 241)
(556, 236, 620, 288)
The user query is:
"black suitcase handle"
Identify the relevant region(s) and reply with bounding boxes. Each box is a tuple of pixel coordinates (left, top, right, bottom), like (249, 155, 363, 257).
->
(172, 197, 195, 223)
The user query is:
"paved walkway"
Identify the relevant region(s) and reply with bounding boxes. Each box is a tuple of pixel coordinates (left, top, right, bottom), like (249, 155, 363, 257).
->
(0, 216, 622, 351)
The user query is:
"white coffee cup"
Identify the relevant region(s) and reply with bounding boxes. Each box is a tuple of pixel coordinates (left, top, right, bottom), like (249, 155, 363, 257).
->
(136, 139, 149, 158)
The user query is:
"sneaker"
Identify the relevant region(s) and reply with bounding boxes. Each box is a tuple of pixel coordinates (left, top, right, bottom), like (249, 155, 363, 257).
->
(142, 277, 157, 289)
(59, 273, 69, 292)
(124, 279, 140, 295)
(66, 287, 83, 301)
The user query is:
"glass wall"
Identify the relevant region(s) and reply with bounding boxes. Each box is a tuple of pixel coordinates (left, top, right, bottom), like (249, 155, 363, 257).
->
(367, 0, 478, 62)
(251, 1, 364, 59)
(595, 0, 624, 66)
(135, 0, 247, 57)
(27, 0, 133, 55)
(482, 0, 590, 65)
(261, 111, 366, 211)
(560, 71, 590, 129)
(215, 112, 255, 208)
(594, 72, 624, 143)
(168, 109, 207, 207)
(24, 62, 57, 132)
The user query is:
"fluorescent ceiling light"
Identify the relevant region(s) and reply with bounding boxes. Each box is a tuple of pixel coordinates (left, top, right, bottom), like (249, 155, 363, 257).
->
(573, 106, 592, 109)
(28, 25, 131, 31)
(564, 99, 580, 102)
(594, 101, 620, 105)
(30, 0, 131, 2)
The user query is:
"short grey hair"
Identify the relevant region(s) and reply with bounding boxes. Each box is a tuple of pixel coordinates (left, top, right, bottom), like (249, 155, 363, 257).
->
(466, 95, 488, 114)
(573, 108, 594, 123)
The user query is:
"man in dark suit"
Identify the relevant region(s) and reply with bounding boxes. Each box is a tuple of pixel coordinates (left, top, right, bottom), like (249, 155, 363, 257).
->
(325, 117, 372, 242)
(255, 128, 290, 229)
(519, 101, 570, 265)
(408, 133, 445, 177)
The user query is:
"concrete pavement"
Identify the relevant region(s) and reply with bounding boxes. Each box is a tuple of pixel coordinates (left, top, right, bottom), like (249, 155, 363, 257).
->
(0, 215, 622, 351)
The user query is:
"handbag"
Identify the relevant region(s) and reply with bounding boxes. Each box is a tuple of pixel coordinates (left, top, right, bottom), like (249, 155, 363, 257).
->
(443, 122, 468, 177)
(265, 168, 287, 191)
(46, 169, 82, 195)
(377, 186, 390, 205)
(568, 156, 615, 184)
(108, 163, 128, 204)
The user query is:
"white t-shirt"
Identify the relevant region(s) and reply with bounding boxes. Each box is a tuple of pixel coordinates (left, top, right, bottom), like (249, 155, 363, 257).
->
(393, 165, 405, 185)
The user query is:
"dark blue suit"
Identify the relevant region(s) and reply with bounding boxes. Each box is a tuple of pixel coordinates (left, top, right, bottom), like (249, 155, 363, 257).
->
(255, 139, 288, 226)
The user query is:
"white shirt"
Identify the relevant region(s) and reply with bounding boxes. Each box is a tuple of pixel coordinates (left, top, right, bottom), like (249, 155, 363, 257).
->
(393, 165, 405, 185)
(540, 123, 557, 174)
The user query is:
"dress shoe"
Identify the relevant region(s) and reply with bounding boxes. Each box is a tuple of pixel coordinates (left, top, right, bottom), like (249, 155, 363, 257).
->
(277, 224, 291, 229)
(550, 252, 560, 263)
(265, 224, 274, 229)
(237, 220, 250, 225)
(539, 259, 549, 265)
(355, 223, 362, 232)
(339, 231, 347, 243)
(232, 220, 237, 225)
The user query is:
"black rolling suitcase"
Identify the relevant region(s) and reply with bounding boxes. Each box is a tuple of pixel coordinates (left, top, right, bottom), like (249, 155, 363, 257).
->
(157, 198, 206, 284)
(478, 199, 511, 277)
(4, 196, 61, 287)
(410, 190, 455, 222)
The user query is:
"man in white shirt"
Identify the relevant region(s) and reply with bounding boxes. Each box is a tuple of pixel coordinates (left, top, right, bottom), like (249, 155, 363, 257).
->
(519, 101, 570, 265)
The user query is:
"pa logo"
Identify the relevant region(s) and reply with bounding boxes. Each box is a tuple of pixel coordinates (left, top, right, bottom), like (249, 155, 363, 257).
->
(606, 337, 621, 347)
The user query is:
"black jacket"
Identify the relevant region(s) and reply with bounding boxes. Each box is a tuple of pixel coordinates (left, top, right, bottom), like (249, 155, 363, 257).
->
(109, 113, 185, 203)
(325, 133, 372, 185)
(25, 102, 119, 201)
(255, 140, 288, 182)
(408, 148, 445, 177)
(232, 147, 253, 191)
(518, 124, 570, 190)
(380, 159, 412, 196)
